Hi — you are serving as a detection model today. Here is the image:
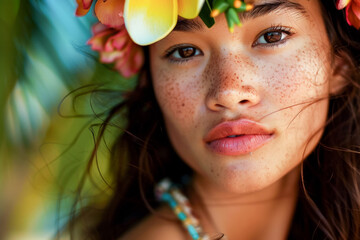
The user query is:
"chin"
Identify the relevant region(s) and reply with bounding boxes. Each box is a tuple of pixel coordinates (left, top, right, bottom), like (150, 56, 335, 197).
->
(203, 153, 302, 195)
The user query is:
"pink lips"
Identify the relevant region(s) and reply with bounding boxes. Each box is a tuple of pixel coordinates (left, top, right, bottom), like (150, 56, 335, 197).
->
(204, 119, 274, 156)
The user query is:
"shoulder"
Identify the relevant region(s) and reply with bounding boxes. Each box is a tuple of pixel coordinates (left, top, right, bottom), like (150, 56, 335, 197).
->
(119, 206, 188, 240)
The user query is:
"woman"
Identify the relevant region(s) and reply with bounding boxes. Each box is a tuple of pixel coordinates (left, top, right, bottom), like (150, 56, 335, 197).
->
(70, 0, 360, 239)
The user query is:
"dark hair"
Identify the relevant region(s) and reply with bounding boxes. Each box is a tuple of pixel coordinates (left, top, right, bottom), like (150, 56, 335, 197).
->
(288, 1, 360, 239)
(66, 0, 360, 239)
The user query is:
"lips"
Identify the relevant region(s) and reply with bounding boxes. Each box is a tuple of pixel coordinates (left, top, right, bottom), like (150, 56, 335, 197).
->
(204, 119, 274, 156)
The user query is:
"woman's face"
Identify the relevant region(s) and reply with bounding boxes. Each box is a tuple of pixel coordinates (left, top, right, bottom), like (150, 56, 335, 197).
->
(150, 0, 338, 193)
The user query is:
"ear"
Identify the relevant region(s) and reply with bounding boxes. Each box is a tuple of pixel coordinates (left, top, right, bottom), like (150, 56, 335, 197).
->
(329, 53, 350, 95)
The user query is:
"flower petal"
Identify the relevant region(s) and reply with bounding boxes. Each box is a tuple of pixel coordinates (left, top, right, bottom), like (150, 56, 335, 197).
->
(82, 0, 93, 9)
(91, 22, 109, 35)
(351, 1, 360, 20)
(88, 27, 116, 51)
(105, 31, 128, 52)
(88, 33, 110, 51)
(124, 0, 177, 46)
(347, 4, 360, 29)
(336, 0, 351, 10)
(115, 46, 144, 77)
(95, 0, 125, 28)
(111, 31, 128, 49)
(76, 0, 93, 16)
(100, 50, 125, 63)
(178, 0, 205, 19)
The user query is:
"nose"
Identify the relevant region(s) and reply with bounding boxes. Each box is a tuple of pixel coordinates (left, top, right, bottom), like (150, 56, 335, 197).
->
(205, 56, 261, 112)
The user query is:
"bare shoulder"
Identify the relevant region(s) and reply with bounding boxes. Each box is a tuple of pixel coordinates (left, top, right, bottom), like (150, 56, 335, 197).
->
(119, 207, 188, 240)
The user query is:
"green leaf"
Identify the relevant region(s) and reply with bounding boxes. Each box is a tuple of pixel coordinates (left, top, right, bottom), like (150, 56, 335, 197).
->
(225, 9, 235, 32)
(0, 0, 20, 26)
(227, 7, 241, 26)
(199, 0, 215, 28)
(213, 0, 230, 13)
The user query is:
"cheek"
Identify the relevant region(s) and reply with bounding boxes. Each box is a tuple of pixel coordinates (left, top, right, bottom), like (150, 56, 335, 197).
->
(262, 44, 331, 105)
(152, 68, 202, 125)
(261, 44, 331, 161)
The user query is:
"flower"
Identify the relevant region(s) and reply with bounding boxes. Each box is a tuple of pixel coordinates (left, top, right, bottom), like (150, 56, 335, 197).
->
(88, 22, 144, 77)
(95, 0, 125, 28)
(75, 0, 144, 76)
(336, 0, 360, 29)
(76, 0, 206, 45)
(75, 0, 206, 77)
(75, 0, 94, 16)
(124, 0, 205, 45)
(76, 0, 125, 28)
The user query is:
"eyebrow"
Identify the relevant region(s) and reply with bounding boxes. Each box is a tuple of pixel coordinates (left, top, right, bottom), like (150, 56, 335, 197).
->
(174, 18, 204, 32)
(173, 0, 308, 32)
(242, 0, 308, 20)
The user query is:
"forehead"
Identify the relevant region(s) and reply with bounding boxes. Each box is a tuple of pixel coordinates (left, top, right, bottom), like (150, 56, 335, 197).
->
(174, 0, 320, 32)
(243, 0, 309, 19)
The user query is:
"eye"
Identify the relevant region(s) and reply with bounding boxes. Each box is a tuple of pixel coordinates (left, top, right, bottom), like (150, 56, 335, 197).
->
(259, 31, 285, 43)
(164, 45, 203, 62)
(253, 26, 294, 47)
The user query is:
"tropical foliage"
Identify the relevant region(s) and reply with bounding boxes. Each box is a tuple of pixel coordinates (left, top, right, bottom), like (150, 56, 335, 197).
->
(0, 0, 134, 239)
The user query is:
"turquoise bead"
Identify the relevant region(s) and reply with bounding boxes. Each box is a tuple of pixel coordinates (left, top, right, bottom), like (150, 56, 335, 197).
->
(178, 212, 187, 221)
(187, 225, 200, 239)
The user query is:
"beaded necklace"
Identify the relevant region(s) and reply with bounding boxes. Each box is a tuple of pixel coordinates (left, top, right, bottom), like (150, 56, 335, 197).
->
(155, 179, 210, 240)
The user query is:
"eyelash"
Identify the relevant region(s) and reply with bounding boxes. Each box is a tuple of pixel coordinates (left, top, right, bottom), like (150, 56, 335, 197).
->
(163, 44, 203, 64)
(252, 25, 295, 48)
(163, 25, 295, 63)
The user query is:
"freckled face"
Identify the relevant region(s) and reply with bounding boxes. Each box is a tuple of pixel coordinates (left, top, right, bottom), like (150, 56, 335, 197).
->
(150, 0, 335, 193)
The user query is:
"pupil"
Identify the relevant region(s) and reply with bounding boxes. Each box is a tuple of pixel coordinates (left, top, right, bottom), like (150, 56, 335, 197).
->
(179, 47, 195, 58)
(264, 32, 282, 43)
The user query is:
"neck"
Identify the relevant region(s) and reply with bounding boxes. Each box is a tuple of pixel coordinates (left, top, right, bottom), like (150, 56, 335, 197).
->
(190, 166, 300, 240)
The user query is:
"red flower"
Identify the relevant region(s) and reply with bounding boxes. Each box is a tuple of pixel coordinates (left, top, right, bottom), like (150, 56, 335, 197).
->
(88, 22, 144, 77)
(336, 0, 360, 29)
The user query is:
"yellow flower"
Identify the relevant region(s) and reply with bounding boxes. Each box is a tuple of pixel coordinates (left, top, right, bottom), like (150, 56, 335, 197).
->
(124, 0, 205, 46)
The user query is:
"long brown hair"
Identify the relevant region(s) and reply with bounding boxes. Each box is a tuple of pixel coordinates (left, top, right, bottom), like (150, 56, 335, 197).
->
(66, 0, 360, 239)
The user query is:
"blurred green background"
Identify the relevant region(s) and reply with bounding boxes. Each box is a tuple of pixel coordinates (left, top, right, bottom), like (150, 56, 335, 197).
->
(0, 0, 136, 239)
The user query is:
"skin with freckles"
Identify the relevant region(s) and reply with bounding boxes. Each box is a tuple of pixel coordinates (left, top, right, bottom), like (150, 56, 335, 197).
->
(150, 0, 335, 195)
(124, 0, 346, 239)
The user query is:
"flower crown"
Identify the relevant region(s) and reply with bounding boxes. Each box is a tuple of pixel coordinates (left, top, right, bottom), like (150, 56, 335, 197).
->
(76, 0, 360, 77)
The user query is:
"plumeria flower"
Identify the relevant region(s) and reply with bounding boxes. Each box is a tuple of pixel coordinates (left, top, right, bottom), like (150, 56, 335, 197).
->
(75, 0, 207, 75)
(88, 22, 144, 77)
(76, 0, 206, 45)
(336, 0, 360, 29)
(124, 0, 205, 45)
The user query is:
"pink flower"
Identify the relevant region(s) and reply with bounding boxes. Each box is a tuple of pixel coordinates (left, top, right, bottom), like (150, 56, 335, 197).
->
(88, 22, 144, 77)
(336, 0, 360, 29)
(76, 0, 143, 77)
